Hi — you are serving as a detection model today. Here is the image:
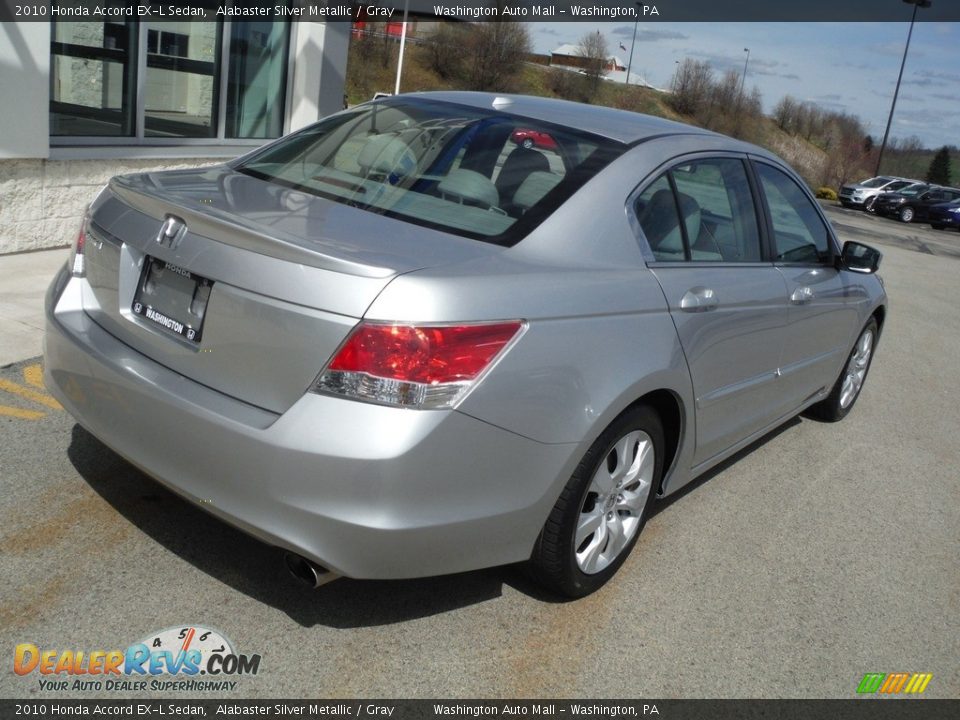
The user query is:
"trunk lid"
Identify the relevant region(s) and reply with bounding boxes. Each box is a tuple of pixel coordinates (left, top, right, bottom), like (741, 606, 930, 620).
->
(82, 165, 497, 414)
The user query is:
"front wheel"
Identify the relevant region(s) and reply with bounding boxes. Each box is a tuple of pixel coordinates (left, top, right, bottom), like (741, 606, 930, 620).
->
(530, 405, 664, 597)
(808, 318, 878, 422)
(521, 138, 534, 149)
(899, 206, 915, 223)
(865, 197, 877, 213)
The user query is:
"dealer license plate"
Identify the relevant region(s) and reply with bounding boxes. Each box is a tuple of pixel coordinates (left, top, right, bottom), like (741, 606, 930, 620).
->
(132, 257, 212, 344)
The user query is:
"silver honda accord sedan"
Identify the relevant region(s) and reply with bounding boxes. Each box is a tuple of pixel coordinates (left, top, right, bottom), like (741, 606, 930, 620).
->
(44, 92, 886, 597)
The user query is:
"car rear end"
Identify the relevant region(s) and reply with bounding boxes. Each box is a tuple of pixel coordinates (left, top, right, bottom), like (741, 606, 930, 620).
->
(928, 200, 960, 230)
(43, 97, 628, 580)
(44, 171, 567, 579)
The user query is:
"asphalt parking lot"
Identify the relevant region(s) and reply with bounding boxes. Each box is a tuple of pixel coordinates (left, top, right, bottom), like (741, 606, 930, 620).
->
(1, 203, 957, 699)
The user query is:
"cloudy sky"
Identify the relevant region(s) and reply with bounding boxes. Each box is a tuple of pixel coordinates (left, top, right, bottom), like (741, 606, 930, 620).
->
(528, 21, 960, 149)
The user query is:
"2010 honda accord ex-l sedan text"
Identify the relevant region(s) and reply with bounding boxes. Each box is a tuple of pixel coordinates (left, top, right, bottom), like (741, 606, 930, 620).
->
(44, 93, 887, 597)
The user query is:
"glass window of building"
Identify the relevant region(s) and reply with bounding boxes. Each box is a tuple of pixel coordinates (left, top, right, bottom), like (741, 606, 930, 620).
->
(50, 3, 291, 144)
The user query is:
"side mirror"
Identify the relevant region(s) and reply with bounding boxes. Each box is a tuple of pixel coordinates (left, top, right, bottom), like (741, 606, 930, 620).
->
(839, 240, 882, 274)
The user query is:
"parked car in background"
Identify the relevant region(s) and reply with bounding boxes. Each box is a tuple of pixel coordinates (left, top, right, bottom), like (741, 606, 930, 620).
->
(44, 92, 887, 598)
(871, 182, 929, 219)
(510, 128, 557, 150)
(928, 198, 960, 231)
(838, 176, 916, 210)
(876, 185, 960, 223)
(871, 181, 928, 207)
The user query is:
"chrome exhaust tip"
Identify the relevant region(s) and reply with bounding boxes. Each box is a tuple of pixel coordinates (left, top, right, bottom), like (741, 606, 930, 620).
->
(283, 552, 340, 589)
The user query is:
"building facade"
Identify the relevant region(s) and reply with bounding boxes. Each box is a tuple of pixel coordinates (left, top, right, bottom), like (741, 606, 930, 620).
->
(0, 12, 350, 254)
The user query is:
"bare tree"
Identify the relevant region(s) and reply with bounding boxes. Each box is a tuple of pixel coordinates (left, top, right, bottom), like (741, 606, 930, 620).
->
(463, 22, 531, 92)
(773, 95, 799, 132)
(577, 31, 609, 100)
(706, 69, 742, 132)
(423, 24, 466, 80)
(669, 59, 713, 116)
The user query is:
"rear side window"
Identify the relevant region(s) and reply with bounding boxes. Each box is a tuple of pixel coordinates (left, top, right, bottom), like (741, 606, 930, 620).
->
(635, 158, 761, 262)
(756, 163, 832, 264)
(233, 99, 623, 245)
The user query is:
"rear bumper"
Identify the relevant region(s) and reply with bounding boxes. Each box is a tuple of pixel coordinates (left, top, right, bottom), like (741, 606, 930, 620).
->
(929, 214, 958, 226)
(44, 266, 577, 579)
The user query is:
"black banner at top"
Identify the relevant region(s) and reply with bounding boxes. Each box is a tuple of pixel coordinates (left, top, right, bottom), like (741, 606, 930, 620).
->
(3, 0, 960, 23)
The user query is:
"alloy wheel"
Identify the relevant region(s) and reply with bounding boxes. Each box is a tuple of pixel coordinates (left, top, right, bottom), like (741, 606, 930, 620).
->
(575, 430, 655, 574)
(839, 328, 874, 409)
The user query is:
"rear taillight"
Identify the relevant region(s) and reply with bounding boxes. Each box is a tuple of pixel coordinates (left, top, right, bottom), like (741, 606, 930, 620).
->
(70, 215, 88, 277)
(314, 321, 525, 409)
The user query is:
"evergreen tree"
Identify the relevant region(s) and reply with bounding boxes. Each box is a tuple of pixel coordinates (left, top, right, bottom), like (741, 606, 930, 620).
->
(926, 146, 952, 186)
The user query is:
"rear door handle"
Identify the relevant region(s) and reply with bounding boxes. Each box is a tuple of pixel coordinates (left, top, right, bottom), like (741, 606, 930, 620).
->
(790, 286, 815, 305)
(680, 287, 718, 313)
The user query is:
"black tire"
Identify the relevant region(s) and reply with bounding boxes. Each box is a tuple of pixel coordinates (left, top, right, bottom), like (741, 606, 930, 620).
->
(530, 405, 664, 598)
(899, 206, 915, 223)
(865, 197, 877, 213)
(808, 318, 878, 422)
(521, 138, 534, 149)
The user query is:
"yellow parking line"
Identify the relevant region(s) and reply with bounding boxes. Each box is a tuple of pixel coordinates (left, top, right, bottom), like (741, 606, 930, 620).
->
(0, 378, 62, 410)
(0, 405, 45, 420)
(23, 364, 45, 390)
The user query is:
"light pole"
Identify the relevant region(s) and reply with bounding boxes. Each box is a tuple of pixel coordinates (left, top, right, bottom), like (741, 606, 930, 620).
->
(875, 0, 932, 175)
(625, 2, 642, 86)
(739, 47, 750, 96)
(393, 0, 410, 95)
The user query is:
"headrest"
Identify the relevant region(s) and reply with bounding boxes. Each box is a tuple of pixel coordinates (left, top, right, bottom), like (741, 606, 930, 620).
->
(513, 171, 562, 210)
(438, 169, 500, 208)
(677, 192, 701, 244)
(357, 134, 416, 176)
(656, 191, 701, 253)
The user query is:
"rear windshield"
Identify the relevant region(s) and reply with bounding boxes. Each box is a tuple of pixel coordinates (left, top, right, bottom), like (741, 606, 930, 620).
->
(233, 98, 623, 245)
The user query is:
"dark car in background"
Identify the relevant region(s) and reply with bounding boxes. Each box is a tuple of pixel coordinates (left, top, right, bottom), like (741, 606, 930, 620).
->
(869, 182, 928, 216)
(928, 199, 960, 231)
(875, 185, 960, 223)
(871, 182, 928, 219)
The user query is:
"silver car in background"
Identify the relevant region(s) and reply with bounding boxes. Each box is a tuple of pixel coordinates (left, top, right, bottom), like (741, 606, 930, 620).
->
(838, 175, 918, 211)
(44, 92, 887, 597)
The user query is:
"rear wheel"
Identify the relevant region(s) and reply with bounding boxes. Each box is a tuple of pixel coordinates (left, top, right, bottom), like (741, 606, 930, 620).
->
(530, 405, 664, 597)
(808, 319, 878, 422)
(899, 206, 915, 223)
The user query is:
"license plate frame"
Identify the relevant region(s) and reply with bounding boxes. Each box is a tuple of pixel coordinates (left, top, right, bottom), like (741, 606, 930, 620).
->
(132, 257, 213, 344)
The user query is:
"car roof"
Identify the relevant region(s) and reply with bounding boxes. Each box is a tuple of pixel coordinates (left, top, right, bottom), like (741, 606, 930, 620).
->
(400, 91, 718, 146)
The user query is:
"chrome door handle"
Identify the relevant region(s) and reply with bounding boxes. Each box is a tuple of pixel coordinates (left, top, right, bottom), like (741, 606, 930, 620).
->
(680, 287, 718, 313)
(790, 286, 814, 305)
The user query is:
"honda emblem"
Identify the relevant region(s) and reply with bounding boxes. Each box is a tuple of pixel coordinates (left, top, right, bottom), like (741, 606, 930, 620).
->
(157, 215, 187, 249)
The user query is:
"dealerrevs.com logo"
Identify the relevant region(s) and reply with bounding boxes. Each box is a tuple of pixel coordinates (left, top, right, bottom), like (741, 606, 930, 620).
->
(14, 626, 261, 692)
